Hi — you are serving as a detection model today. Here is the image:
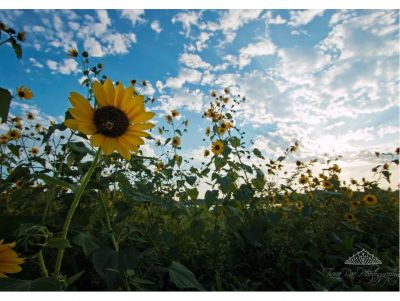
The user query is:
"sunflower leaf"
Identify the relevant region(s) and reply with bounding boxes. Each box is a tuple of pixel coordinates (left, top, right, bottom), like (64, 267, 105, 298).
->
(0, 87, 12, 123)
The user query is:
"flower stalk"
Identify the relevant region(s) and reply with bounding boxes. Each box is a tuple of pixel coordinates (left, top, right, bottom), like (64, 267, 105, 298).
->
(54, 149, 102, 276)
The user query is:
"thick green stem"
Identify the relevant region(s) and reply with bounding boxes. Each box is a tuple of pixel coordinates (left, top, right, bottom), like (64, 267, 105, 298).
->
(37, 250, 48, 277)
(54, 149, 102, 276)
(99, 192, 119, 252)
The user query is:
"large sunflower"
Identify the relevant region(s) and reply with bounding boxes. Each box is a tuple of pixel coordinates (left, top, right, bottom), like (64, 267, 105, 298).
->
(64, 79, 155, 160)
(0, 239, 25, 278)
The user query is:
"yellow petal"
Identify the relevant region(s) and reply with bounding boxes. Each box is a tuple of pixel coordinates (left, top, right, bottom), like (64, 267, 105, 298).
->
(116, 141, 131, 160)
(69, 108, 93, 121)
(103, 79, 115, 106)
(130, 123, 155, 131)
(119, 133, 144, 148)
(64, 119, 79, 131)
(101, 138, 116, 155)
(131, 111, 155, 123)
(126, 128, 150, 138)
(0, 263, 22, 273)
(114, 82, 125, 107)
(119, 87, 134, 112)
(90, 133, 106, 147)
(93, 81, 108, 107)
(0, 272, 7, 278)
(78, 123, 96, 135)
(69, 92, 94, 113)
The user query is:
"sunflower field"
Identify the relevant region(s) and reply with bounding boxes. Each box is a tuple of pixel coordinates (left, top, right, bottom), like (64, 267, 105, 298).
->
(0, 21, 399, 291)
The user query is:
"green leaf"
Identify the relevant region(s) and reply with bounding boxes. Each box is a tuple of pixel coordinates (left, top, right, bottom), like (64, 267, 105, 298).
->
(47, 237, 71, 249)
(185, 175, 197, 186)
(92, 247, 139, 290)
(7, 144, 20, 158)
(66, 270, 85, 287)
(72, 232, 99, 256)
(169, 261, 205, 291)
(6, 165, 30, 182)
(34, 173, 77, 192)
(253, 148, 264, 159)
(11, 41, 22, 59)
(204, 190, 219, 208)
(42, 123, 66, 144)
(0, 87, 12, 123)
(230, 136, 241, 148)
(68, 141, 94, 155)
(0, 277, 61, 291)
(187, 188, 199, 200)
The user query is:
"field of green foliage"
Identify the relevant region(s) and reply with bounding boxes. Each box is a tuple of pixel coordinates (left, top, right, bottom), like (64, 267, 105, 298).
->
(0, 21, 398, 291)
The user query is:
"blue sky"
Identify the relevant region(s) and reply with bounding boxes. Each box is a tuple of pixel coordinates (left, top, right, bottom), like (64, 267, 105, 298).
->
(0, 9, 399, 187)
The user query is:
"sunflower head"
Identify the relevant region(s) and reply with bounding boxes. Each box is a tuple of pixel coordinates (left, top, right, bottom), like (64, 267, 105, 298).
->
(165, 114, 173, 123)
(64, 79, 155, 161)
(363, 194, 378, 206)
(0, 239, 25, 278)
(295, 201, 304, 210)
(212, 140, 224, 156)
(26, 112, 35, 120)
(30, 147, 39, 156)
(7, 129, 21, 140)
(16, 87, 33, 100)
(205, 127, 211, 136)
(322, 180, 333, 190)
(344, 212, 356, 223)
(0, 134, 8, 144)
(156, 161, 165, 171)
(211, 90, 217, 98)
(350, 200, 360, 210)
(204, 149, 210, 157)
(171, 109, 180, 118)
(172, 136, 181, 148)
(68, 48, 79, 58)
(299, 175, 308, 185)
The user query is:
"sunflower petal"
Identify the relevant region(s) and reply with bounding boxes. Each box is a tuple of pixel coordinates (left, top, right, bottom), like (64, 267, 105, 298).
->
(101, 138, 116, 155)
(69, 108, 93, 121)
(116, 141, 131, 160)
(78, 123, 96, 135)
(130, 123, 155, 131)
(103, 79, 115, 106)
(131, 111, 155, 123)
(114, 82, 125, 107)
(64, 119, 79, 131)
(126, 95, 145, 119)
(120, 87, 134, 112)
(90, 133, 106, 147)
(119, 132, 144, 148)
(69, 92, 94, 113)
(93, 81, 109, 107)
(0, 263, 22, 273)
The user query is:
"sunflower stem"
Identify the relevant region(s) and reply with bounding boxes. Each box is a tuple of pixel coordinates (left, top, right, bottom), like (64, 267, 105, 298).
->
(37, 250, 48, 278)
(99, 191, 119, 252)
(54, 149, 102, 276)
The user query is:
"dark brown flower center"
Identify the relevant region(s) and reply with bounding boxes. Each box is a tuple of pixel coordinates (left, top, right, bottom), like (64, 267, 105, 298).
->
(18, 91, 25, 97)
(214, 145, 220, 150)
(94, 106, 129, 137)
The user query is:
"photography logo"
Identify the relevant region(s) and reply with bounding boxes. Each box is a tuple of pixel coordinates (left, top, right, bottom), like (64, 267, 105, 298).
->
(345, 249, 382, 266)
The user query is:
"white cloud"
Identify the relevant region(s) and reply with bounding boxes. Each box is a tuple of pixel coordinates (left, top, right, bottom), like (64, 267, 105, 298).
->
(179, 53, 211, 69)
(46, 58, 79, 75)
(120, 9, 145, 26)
(172, 11, 201, 37)
(238, 38, 277, 68)
(83, 37, 104, 57)
(288, 10, 325, 27)
(150, 19, 162, 33)
(165, 68, 202, 89)
(219, 10, 263, 43)
(264, 11, 286, 25)
(157, 88, 206, 113)
(29, 57, 44, 68)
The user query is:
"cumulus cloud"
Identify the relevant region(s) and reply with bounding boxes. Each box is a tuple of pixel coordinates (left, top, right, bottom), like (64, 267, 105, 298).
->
(179, 53, 211, 69)
(165, 68, 202, 89)
(120, 9, 145, 26)
(219, 10, 263, 43)
(46, 58, 79, 75)
(29, 57, 44, 69)
(288, 10, 325, 27)
(238, 38, 277, 69)
(150, 19, 162, 33)
(172, 11, 202, 37)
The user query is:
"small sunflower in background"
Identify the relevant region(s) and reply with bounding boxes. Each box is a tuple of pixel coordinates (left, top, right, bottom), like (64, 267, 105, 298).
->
(155, 161, 165, 171)
(211, 140, 224, 156)
(30, 147, 39, 156)
(7, 129, 21, 140)
(344, 212, 356, 223)
(363, 194, 378, 206)
(350, 200, 360, 210)
(210, 90, 217, 98)
(295, 201, 304, 210)
(0, 239, 25, 278)
(15, 180, 23, 189)
(172, 136, 181, 148)
(0, 134, 8, 144)
(299, 175, 308, 185)
(64, 79, 155, 161)
(165, 114, 173, 124)
(171, 109, 180, 118)
(16, 86, 33, 100)
(26, 112, 35, 120)
(34, 123, 42, 133)
(322, 180, 333, 190)
(204, 149, 210, 157)
(205, 127, 211, 136)
(67, 47, 79, 58)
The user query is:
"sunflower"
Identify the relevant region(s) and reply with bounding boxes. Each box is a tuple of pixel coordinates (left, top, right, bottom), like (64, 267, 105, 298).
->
(16, 87, 33, 100)
(344, 212, 356, 223)
(0, 134, 8, 145)
(26, 112, 35, 120)
(15, 180, 23, 189)
(7, 129, 21, 140)
(34, 123, 42, 133)
(204, 149, 210, 157)
(171, 110, 180, 118)
(0, 239, 25, 278)
(295, 201, 304, 210)
(30, 147, 39, 156)
(363, 194, 378, 206)
(322, 180, 333, 190)
(156, 161, 165, 171)
(299, 175, 308, 185)
(210, 90, 217, 98)
(211, 140, 224, 156)
(64, 79, 155, 161)
(350, 200, 360, 210)
(67, 48, 79, 58)
(223, 97, 229, 104)
(205, 127, 211, 136)
(165, 114, 173, 124)
(172, 136, 181, 148)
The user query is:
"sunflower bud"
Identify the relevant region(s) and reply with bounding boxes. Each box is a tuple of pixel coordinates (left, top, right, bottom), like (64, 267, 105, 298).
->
(15, 225, 52, 256)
